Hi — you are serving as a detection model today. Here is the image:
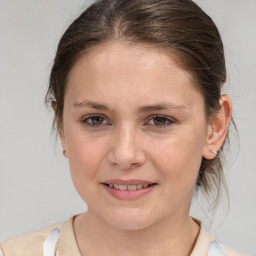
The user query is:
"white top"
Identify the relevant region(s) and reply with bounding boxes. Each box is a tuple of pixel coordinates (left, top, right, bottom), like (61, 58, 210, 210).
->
(0, 215, 247, 256)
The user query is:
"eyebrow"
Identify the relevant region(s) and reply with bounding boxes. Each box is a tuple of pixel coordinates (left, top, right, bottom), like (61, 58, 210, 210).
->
(73, 100, 187, 112)
(73, 100, 112, 111)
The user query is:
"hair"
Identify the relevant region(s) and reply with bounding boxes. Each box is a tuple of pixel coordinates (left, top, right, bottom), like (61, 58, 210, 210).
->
(46, 0, 232, 210)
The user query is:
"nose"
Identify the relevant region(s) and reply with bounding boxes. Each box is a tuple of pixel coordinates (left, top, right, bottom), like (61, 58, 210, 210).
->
(107, 123, 146, 170)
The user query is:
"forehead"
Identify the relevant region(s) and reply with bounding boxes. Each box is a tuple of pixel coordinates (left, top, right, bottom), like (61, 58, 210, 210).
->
(65, 41, 203, 109)
(68, 41, 193, 82)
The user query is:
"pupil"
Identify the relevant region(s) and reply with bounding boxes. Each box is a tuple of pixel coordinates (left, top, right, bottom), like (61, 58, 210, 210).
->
(154, 117, 166, 125)
(92, 117, 103, 124)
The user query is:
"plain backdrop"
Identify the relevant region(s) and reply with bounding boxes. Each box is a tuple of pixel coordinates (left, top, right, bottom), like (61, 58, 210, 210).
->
(0, 0, 255, 254)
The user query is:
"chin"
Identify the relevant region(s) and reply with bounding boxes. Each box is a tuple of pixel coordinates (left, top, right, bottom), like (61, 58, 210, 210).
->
(108, 218, 151, 231)
(101, 208, 156, 231)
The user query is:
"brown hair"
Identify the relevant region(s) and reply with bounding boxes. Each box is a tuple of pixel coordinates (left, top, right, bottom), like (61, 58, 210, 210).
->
(46, 0, 231, 210)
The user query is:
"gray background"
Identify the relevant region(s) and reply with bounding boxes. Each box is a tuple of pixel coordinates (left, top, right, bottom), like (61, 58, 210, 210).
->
(0, 0, 255, 254)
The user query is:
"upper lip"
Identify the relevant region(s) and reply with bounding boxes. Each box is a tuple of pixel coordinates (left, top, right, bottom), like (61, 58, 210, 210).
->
(101, 179, 155, 185)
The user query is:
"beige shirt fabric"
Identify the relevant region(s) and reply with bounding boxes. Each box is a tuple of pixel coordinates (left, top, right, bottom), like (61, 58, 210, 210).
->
(0, 215, 245, 256)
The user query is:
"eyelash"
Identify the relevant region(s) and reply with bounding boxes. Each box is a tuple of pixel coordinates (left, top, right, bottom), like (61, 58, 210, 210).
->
(81, 114, 175, 128)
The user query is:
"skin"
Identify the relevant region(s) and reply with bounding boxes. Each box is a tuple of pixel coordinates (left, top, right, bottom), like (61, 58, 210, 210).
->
(58, 41, 232, 256)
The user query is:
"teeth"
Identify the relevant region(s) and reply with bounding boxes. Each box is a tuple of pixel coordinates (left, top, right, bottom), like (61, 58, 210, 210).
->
(108, 183, 152, 190)
(128, 185, 137, 191)
(136, 184, 143, 189)
(119, 185, 127, 191)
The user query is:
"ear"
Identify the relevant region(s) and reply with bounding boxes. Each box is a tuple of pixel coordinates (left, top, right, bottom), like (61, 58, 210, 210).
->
(51, 101, 68, 158)
(202, 94, 232, 160)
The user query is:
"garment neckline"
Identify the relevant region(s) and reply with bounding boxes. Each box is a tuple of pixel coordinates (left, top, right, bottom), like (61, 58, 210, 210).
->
(57, 214, 212, 256)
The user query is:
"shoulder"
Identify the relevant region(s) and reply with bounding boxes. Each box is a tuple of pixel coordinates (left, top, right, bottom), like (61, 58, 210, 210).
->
(191, 217, 248, 256)
(222, 245, 248, 256)
(0, 222, 63, 256)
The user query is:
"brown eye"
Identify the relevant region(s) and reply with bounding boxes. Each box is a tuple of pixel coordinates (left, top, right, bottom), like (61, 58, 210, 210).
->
(146, 115, 174, 128)
(82, 115, 109, 127)
(90, 116, 104, 125)
(153, 116, 167, 126)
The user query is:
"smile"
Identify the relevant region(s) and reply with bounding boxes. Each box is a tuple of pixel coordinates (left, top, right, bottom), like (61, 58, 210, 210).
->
(106, 183, 153, 191)
(101, 180, 157, 200)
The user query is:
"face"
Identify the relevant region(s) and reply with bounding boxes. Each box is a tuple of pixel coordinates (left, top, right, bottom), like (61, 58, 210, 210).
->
(61, 41, 211, 230)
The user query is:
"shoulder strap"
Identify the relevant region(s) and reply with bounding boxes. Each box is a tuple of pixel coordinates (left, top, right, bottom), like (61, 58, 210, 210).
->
(0, 246, 4, 256)
(207, 240, 226, 256)
(43, 229, 227, 256)
(43, 227, 60, 256)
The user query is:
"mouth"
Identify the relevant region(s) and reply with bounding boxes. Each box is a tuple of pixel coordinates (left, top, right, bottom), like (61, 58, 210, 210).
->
(103, 183, 156, 191)
(101, 180, 157, 200)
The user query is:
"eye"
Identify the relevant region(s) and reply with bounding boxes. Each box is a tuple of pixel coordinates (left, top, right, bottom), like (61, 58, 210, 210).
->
(82, 115, 109, 127)
(146, 115, 174, 128)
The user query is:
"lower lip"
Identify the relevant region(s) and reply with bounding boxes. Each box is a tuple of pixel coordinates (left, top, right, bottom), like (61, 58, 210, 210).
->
(102, 184, 157, 200)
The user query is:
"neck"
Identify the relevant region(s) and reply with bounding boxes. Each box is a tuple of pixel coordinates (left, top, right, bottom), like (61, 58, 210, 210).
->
(74, 211, 200, 256)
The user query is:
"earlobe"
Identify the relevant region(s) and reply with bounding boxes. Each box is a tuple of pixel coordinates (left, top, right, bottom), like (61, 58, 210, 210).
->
(203, 94, 232, 160)
(51, 101, 57, 112)
(51, 101, 68, 158)
(60, 136, 68, 158)
(59, 127, 68, 158)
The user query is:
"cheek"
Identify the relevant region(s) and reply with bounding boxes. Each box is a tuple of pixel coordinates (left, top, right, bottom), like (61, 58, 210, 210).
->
(148, 129, 205, 191)
(65, 129, 108, 197)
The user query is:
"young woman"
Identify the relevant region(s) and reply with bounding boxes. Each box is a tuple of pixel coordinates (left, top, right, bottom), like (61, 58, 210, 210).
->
(0, 0, 247, 255)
